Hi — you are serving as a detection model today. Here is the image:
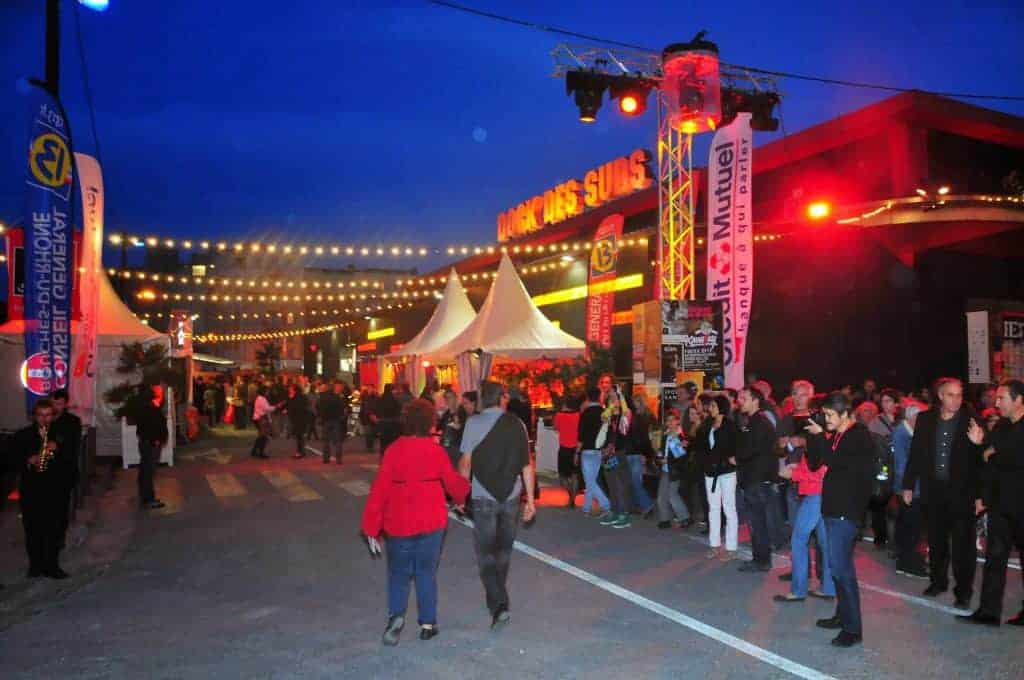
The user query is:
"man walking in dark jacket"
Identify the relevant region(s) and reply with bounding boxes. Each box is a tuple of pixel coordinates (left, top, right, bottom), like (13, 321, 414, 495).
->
(736, 385, 778, 572)
(458, 381, 536, 631)
(902, 377, 984, 609)
(136, 385, 169, 510)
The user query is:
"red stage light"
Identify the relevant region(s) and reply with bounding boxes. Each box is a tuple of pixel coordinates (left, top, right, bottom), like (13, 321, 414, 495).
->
(807, 201, 831, 220)
(619, 95, 639, 114)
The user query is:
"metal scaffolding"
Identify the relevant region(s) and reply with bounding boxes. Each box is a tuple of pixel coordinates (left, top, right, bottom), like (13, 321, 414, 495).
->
(656, 91, 695, 300)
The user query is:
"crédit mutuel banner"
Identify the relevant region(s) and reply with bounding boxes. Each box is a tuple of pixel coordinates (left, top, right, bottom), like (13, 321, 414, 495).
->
(23, 84, 75, 413)
(72, 152, 103, 425)
(586, 214, 624, 348)
(705, 112, 752, 389)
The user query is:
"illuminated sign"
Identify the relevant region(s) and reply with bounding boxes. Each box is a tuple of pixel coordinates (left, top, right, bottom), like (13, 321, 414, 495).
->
(531, 274, 644, 308)
(356, 341, 377, 352)
(367, 327, 395, 340)
(497, 149, 652, 242)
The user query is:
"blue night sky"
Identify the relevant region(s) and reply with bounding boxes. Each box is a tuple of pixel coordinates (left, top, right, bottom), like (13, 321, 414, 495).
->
(1, 0, 1022, 255)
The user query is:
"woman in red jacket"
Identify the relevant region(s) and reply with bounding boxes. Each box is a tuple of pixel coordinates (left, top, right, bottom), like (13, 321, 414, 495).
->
(361, 398, 470, 646)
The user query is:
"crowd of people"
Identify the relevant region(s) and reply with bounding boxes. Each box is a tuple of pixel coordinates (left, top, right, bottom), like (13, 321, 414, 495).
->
(359, 371, 1024, 649)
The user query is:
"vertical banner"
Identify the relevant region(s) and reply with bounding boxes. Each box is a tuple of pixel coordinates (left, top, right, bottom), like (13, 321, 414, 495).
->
(586, 213, 624, 348)
(23, 85, 74, 412)
(706, 112, 753, 389)
(72, 152, 103, 425)
(965, 311, 990, 385)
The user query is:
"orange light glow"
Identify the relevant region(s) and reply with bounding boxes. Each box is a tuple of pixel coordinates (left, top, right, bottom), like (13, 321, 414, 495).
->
(619, 95, 639, 114)
(807, 201, 831, 220)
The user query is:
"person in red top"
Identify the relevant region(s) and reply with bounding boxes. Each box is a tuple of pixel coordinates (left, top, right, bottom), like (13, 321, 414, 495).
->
(553, 394, 582, 508)
(361, 399, 470, 646)
(775, 430, 835, 603)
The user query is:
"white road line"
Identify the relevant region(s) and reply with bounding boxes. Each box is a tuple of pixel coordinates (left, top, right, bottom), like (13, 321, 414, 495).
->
(449, 513, 835, 680)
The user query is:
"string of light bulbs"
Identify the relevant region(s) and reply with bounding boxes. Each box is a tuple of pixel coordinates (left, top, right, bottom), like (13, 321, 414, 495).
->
(102, 232, 648, 259)
(193, 323, 356, 345)
(131, 287, 445, 305)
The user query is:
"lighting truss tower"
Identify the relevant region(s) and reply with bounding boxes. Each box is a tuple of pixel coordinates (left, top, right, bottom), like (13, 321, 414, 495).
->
(552, 43, 778, 301)
(656, 92, 695, 299)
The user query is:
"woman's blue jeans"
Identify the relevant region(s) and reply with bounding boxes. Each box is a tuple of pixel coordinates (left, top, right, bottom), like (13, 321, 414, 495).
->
(580, 450, 610, 513)
(386, 529, 444, 625)
(790, 494, 834, 597)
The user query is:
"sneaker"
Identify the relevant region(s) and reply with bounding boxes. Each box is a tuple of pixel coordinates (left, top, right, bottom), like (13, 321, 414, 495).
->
(598, 512, 618, 526)
(382, 615, 405, 646)
(706, 547, 722, 560)
(657, 521, 671, 529)
(612, 514, 632, 529)
(718, 550, 740, 563)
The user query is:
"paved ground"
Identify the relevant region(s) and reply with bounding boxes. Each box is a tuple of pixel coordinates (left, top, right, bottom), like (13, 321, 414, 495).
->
(1, 427, 1022, 679)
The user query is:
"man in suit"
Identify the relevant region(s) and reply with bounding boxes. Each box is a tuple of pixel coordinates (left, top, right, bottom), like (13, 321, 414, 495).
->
(958, 379, 1024, 627)
(136, 385, 169, 509)
(13, 399, 76, 578)
(50, 389, 81, 543)
(902, 377, 984, 609)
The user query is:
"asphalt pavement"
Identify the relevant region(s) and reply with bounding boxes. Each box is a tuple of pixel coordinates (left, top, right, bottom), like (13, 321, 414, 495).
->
(1, 427, 1021, 679)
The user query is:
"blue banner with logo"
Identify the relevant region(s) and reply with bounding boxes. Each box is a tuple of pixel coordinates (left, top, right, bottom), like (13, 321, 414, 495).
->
(22, 84, 74, 413)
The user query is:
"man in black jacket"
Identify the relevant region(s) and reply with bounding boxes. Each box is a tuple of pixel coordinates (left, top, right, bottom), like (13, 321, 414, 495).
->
(14, 399, 77, 578)
(50, 389, 81, 544)
(959, 379, 1024, 627)
(136, 384, 169, 510)
(901, 377, 984, 608)
(736, 386, 777, 572)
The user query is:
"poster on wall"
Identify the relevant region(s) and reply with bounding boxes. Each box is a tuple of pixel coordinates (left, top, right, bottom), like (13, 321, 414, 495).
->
(631, 300, 661, 384)
(586, 214, 624, 348)
(661, 300, 725, 390)
(705, 112, 753, 389)
(965, 311, 990, 384)
(1001, 311, 1024, 380)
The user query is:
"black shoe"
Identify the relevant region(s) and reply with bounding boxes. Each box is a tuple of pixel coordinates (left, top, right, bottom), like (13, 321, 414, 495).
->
(657, 521, 671, 529)
(809, 590, 836, 601)
(896, 565, 929, 580)
(642, 506, 655, 520)
(956, 611, 1000, 627)
(144, 500, 166, 510)
(773, 593, 805, 603)
(419, 625, 439, 640)
(46, 567, 70, 580)
(382, 615, 405, 645)
(873, 539, 887, 550)
(778, 572, 793, 582)
(27, 568, 44, 579)
(831, 631, 862, 647)
(922, 584, 947, 597)
(491, 608, 510, 631)
(738, 561, 771, 573)
(816, 615, 843, 630)
(954, 596, 972, 610)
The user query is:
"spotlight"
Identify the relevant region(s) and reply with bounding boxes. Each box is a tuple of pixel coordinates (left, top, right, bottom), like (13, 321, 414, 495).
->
(610, 78, 652, 117)
(566, 70, 607, 123)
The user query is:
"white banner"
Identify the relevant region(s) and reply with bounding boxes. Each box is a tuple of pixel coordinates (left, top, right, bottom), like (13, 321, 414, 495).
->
(72, 153, 104, 425)
(706, 113, 753, 389)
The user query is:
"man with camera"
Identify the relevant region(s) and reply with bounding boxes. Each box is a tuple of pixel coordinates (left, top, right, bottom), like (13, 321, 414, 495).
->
(805, 391, 875, 647)
(735, 386, 778, 572)
(901, 377, 984, 609)
(958, 379, 1024, 627)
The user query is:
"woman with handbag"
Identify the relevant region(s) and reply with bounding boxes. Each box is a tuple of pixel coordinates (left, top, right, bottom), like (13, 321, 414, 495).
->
(703, 395, 740, 561)
(657, 411, 692, 528)
(600, 388, 633, 529)
(361, 399, 470, 645)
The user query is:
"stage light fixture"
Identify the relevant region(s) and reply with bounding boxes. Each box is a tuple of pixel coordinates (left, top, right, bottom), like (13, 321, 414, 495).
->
(610, 78, 652, 117)
(807, 201, 832, 220)
(566, 70, 607, 123)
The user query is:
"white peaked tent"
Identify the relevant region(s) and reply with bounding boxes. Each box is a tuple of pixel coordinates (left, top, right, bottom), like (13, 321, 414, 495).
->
(385, 268, 476, 393)
(0, 271, 172, 459)
(425, 253, 586, 391)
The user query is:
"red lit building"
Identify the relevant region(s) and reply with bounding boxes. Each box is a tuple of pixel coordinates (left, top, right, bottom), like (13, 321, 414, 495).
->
(357, 92, 1024, 392)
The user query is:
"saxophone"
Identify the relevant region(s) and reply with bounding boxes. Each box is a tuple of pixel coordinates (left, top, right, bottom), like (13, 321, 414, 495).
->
(36, 425, 54, 472)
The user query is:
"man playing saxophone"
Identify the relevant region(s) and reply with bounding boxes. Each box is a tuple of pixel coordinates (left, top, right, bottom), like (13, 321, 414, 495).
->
(13, 399, 75, 579)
